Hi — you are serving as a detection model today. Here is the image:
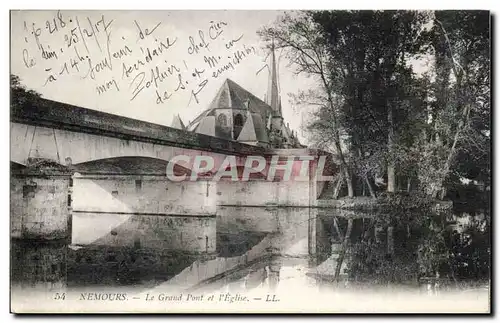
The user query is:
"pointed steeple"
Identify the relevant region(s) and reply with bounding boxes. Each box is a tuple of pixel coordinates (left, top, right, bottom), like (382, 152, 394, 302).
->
(170, 114, 186, 130)
(266, 39, 280, 116)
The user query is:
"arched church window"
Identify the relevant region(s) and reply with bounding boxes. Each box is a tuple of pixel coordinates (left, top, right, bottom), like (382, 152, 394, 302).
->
(218, 114, 228, 127)
(234, 114, 244, 127)
(233, 113, 244, 140)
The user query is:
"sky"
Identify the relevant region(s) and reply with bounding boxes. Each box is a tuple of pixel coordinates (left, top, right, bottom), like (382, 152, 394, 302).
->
(11, 10, 314, 143)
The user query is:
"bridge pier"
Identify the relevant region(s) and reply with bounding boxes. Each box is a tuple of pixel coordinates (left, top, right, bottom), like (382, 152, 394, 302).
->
(10, 158, 73, 241)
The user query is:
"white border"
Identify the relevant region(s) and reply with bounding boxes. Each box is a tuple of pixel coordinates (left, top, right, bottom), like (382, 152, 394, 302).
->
(2, 1, 497, 322)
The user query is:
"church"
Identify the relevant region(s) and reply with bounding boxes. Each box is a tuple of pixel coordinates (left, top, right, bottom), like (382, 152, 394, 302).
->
(171, 44, 303, 149)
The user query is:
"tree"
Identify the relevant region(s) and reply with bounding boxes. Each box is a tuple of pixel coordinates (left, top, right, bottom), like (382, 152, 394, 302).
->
(313, 10, 430, 195)
(262, 10, 489, 202)
(260, 10, 490, 285)
(417, 11, 490, 199)
(11, 74, 42, 110)
(259, 12, 355, 197)
(262, 11, 431, 198)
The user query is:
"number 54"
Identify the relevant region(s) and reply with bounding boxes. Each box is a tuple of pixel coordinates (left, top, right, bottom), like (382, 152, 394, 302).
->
(54, 292, 66, 300)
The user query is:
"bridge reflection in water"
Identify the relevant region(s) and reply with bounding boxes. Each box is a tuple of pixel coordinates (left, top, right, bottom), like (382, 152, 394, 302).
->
(11, 205, 356, 294)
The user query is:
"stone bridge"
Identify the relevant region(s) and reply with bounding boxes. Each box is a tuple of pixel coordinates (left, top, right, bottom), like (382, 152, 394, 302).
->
(11, 98, 337, 259)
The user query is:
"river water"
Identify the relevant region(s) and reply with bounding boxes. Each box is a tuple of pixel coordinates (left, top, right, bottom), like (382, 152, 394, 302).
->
(10, 206, 365, 291)
(10, 206, 490, 313)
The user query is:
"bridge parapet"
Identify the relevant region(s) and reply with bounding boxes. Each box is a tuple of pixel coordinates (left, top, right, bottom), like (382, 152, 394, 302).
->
(11, 98, 267, 157)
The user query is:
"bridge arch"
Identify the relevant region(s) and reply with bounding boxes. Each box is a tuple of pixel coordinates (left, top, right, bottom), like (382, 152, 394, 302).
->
(72, 156, 192, 177)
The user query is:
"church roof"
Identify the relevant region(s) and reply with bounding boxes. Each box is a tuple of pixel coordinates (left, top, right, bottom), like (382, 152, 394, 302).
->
(237, 111, 257, 142)
(187, 79, 275, 131)
(195, 115, 216, 137)
(250, 113, 269, 143)
(237, 111, 269, 143)
(186, 78, 301, 148)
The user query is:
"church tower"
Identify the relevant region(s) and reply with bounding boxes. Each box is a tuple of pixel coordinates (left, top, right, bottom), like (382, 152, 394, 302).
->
(266, 40, 282, 117)
(266, 40, 285, 147)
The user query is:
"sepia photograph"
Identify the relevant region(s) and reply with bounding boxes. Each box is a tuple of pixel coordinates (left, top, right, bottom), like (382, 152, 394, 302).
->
(9, 9, 491, 314)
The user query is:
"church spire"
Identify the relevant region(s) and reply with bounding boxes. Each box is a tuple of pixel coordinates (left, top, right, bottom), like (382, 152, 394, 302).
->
(266, 39, 280, 116)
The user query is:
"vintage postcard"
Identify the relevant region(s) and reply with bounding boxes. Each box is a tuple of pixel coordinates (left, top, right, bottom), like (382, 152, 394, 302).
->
(10, 9, 491, 313)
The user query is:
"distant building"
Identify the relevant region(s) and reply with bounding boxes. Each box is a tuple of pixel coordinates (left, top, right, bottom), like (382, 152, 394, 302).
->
(182, 43, 303, 149)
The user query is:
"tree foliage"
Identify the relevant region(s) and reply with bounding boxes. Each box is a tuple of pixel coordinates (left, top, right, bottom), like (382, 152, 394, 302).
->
(260, 10, 490, 200)
(11, 74, 42, 110)
(259, 10, 490, 285)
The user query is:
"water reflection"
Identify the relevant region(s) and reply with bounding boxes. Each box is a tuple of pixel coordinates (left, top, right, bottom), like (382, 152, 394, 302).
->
(10, 206, 491, 314)
(11, 240, 67, 291)
(11, 206, 344, 293)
